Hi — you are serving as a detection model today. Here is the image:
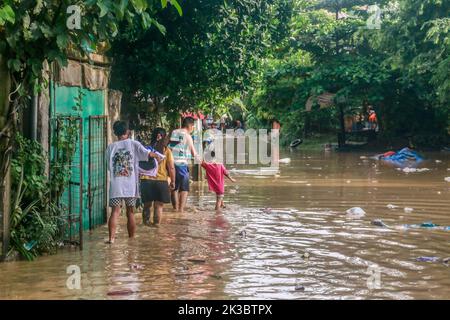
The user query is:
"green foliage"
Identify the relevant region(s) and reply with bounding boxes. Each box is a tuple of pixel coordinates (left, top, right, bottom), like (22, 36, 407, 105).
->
(110, 0, 293, 128)
(9, 91, 82, 261)
(10, 135, 60, 260)
(246, 0, 449, 147)
(0, 1, 178, 94)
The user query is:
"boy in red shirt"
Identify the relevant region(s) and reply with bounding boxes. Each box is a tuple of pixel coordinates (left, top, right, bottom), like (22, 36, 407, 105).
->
(201, 151, 235, 210)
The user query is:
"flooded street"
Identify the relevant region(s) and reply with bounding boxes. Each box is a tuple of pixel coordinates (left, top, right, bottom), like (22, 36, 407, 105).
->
(1, 150, 449, 300)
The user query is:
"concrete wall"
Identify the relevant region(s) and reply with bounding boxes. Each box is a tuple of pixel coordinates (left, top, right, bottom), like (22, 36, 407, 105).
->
(107, 89, 122, 144)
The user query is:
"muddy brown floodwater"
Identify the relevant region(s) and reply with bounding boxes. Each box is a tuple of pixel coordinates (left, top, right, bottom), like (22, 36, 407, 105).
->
(1, 150, 449, 300)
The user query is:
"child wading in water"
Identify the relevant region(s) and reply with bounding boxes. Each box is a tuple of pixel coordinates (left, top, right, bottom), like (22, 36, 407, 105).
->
(106, 121, 163, 244)
(201, 151, 235, 210)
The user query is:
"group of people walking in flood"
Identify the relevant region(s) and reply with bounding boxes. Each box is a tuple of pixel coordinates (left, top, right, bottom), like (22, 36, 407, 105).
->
(105, 117, 235, 244)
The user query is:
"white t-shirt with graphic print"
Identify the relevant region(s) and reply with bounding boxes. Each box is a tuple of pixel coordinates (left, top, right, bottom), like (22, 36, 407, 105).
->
(107, 139, 149, 199)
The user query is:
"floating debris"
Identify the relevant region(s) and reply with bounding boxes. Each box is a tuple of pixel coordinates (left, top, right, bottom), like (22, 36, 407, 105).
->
(371, 219, 388, 228)
(401, 221, 450, 231)
(346, 207, 366, 217)
(107, 289, 135, 296)
(404, 207, 414, 213)
(129, 263, 145, 270)
(295, 280, 306, 291)
(445, 177, 450, 182)
(301, 252, 310, 259)
(420, 221, 438, 228)
(187, 258, 206, 264)
(387, 204, 399, 210)
(399, 167, 431, 173)
(279, 158, 291, 164)
(415, 257, 440, 263)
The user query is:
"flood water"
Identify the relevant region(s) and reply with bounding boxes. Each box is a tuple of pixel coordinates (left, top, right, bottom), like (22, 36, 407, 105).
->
(1, 150, 449, 300)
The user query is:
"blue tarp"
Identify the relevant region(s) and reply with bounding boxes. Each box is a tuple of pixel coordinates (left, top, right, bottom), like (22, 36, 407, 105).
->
(378, 148, 424, 168)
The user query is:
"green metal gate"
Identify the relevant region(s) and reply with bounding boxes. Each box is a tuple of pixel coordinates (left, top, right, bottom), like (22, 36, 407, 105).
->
(52, 116, 84, 249)
(50, 83, 108, 248)
(88, 116, 108, 230)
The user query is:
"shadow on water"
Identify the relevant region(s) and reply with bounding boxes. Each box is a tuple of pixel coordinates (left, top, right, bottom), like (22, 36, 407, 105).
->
(1, 150, 450, 299)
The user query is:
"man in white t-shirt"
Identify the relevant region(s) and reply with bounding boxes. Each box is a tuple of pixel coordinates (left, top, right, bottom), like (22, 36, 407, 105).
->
(106, 121, 163, 244)
(169, 117, 201, 213)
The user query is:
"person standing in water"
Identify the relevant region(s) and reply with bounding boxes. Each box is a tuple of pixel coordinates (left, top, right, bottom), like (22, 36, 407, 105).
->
(169, 117, 200, 213)
(202, 151, 236, 210)
(140, 128, 176, 225)
(106, 121, 164, 244)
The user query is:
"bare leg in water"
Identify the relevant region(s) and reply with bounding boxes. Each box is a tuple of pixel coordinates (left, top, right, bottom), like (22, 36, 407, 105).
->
(126, 206, 136, 238)
(107, 205, 136, 243)
(171, 190, 178, 211)
(143, 201, 152, 225)
(108, 206, 121, 243)
(178, 191, 188, 213)
(153, 201, 164, 225)
(215, 195, 225, 211)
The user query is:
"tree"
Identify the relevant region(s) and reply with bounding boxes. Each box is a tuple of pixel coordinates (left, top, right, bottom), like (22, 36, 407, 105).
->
(110, 0, 293, 128)
(247, 0, 390, 145)
(379, 0, 450, 143)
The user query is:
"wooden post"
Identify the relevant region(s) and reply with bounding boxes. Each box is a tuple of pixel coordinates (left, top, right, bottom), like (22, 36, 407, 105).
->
(338, 104, 346, 148)
(0, 54, 12, 260)
(192, 118, 203, 181)
(1, 167, 11, 260)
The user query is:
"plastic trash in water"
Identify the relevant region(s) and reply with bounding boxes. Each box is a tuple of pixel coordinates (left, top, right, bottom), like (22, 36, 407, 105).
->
(401, 221, 450, 230)
(404, 207, 414, 213)
(129, 263, 145, 270)
(295, 279, 306, 291)
(415, 256, 440, 262)
(278, 158, 291, 164)
(420, 221, 438, 228)
(400, 167, 431, 173)
(346, 207, 366, 217)
(371, 219, 388, 227)
(387, 204, 398, 209)
(445, 177, 450, 182)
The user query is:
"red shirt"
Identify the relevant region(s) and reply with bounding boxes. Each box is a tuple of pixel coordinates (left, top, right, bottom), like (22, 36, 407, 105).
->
(201, 162, 228, 195)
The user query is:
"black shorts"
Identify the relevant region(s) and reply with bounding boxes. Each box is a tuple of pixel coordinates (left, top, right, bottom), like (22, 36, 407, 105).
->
(140, 180, 171, 203)
(175, 165, 190, 192)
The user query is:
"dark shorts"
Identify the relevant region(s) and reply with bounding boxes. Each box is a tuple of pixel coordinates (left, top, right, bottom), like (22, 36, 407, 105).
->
(140, 179, 171, 203)
(175, 165, 190, 192)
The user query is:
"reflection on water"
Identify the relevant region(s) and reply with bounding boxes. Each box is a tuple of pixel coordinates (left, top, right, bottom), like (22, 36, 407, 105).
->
(1, 150, 449, 299)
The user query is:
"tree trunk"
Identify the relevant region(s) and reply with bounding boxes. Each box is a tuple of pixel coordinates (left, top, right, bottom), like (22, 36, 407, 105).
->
(0, 54, 12, 260)
(338, 104, 346, 148)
